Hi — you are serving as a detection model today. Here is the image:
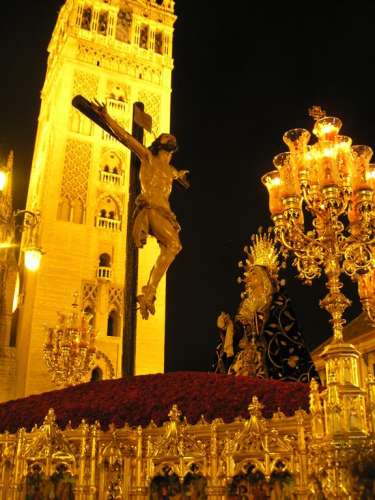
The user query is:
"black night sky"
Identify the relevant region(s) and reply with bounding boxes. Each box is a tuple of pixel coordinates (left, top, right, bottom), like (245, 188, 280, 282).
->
(1, 1, 374, 372)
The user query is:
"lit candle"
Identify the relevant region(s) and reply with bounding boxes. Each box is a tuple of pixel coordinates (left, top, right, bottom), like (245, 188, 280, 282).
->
(273, 152, 299, 198)
(352, 145, 373, 192)
(261, 170, 283, 216)
(283, 128, 310, 181)
(313, 116, 342, 141)
(365, 163, 375, 189)
(336, 135, 353, 184)
(305, 148, 318, 186)
(316, 141, 339, 188)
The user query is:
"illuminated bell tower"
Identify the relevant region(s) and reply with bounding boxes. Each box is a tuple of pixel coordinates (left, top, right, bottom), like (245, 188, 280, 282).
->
(15, 0, 176, 398)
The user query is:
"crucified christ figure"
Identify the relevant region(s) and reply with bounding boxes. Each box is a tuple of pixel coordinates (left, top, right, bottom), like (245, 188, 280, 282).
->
(72, 96, 189, 320)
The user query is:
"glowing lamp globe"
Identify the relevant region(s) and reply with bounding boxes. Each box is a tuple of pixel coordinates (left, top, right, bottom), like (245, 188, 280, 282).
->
(0, 170, 8, 192)
(24, 248, 42, 272)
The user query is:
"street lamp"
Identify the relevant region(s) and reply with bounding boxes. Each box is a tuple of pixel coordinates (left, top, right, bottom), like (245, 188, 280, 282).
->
(24, 248, 42, 272)
(0, 151, 43, 329)
(0, 209, 43, 272)
(0, 209, 43, 315)
(13, 210, 43, 272)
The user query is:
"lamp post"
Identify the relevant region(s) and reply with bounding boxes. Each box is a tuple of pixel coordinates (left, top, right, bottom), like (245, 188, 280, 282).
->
(0, 150, 43, 321)
(12, 210, 43, 273)
(0, 152, 44, 401)
(0, 152, 43, 273)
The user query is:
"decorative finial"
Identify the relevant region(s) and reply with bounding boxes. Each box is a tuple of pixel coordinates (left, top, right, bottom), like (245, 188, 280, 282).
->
(168, 404, 181, 422)
(248, 396, 264, 418)
(239, 227, 281, 284)
(43, 408, 56, 424)
(308, 105, 326, 121)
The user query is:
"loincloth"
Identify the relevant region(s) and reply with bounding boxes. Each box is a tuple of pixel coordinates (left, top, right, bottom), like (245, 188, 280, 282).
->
(132, 196, 181, 248)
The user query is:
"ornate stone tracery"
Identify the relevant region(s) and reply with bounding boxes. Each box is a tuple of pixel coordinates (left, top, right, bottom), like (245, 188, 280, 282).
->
(138, 89, 161, 139)
(77, 42, 165, 82)
(82, 280, 98, 309)
(109, 284, 124, 313)
(58, 139, 91, 223)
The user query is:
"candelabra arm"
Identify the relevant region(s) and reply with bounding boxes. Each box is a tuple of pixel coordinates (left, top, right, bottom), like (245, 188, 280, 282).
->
(301, 185, 328, 219)
(276, 221, 325, 256)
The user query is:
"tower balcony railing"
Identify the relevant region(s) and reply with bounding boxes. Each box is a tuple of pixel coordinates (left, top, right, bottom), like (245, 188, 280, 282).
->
(101, 130, 118, 142)
(107, 99, 126, 114)
(100, 171, 122, 186)
(96, 266, 112, 280)
(95, 217, 121, 231)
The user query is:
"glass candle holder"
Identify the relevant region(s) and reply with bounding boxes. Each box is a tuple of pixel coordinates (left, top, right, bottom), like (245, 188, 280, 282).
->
(313, 116, 342, 140)
(352, 145, 373, 192)
(261, 170, 283, 216)
(283, 128, 311, 179)
(273, 152, 299, 198)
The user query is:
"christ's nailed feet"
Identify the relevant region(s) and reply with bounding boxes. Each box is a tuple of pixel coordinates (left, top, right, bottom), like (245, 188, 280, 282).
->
(137, 287, 156, 320)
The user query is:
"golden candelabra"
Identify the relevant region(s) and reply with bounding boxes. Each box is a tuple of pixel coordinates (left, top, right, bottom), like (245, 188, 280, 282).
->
(262, 106, 375, 342)
(43, 296, 96, 387)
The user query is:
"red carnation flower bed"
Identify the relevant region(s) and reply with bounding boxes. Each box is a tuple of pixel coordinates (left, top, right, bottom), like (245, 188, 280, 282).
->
(0, 372, 310, 433)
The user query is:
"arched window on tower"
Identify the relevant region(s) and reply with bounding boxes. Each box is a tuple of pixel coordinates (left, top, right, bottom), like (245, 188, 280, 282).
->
(81, 6, 92, 30)
(155, 31, 163, 55)
(57, 197, 71, 221)
(98, 10, 108, 35)
(71, 198, 84, 224)
(97, 253, 112, 280)
(90, 366, 103, 382)
(100, 151, 122, 185)
(115, 9, 132, 43)
(139, 24, 149, 49)
(70, 109, 92, 136)
(107, 309, 119, 337)
(96, 197, 121, 231)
